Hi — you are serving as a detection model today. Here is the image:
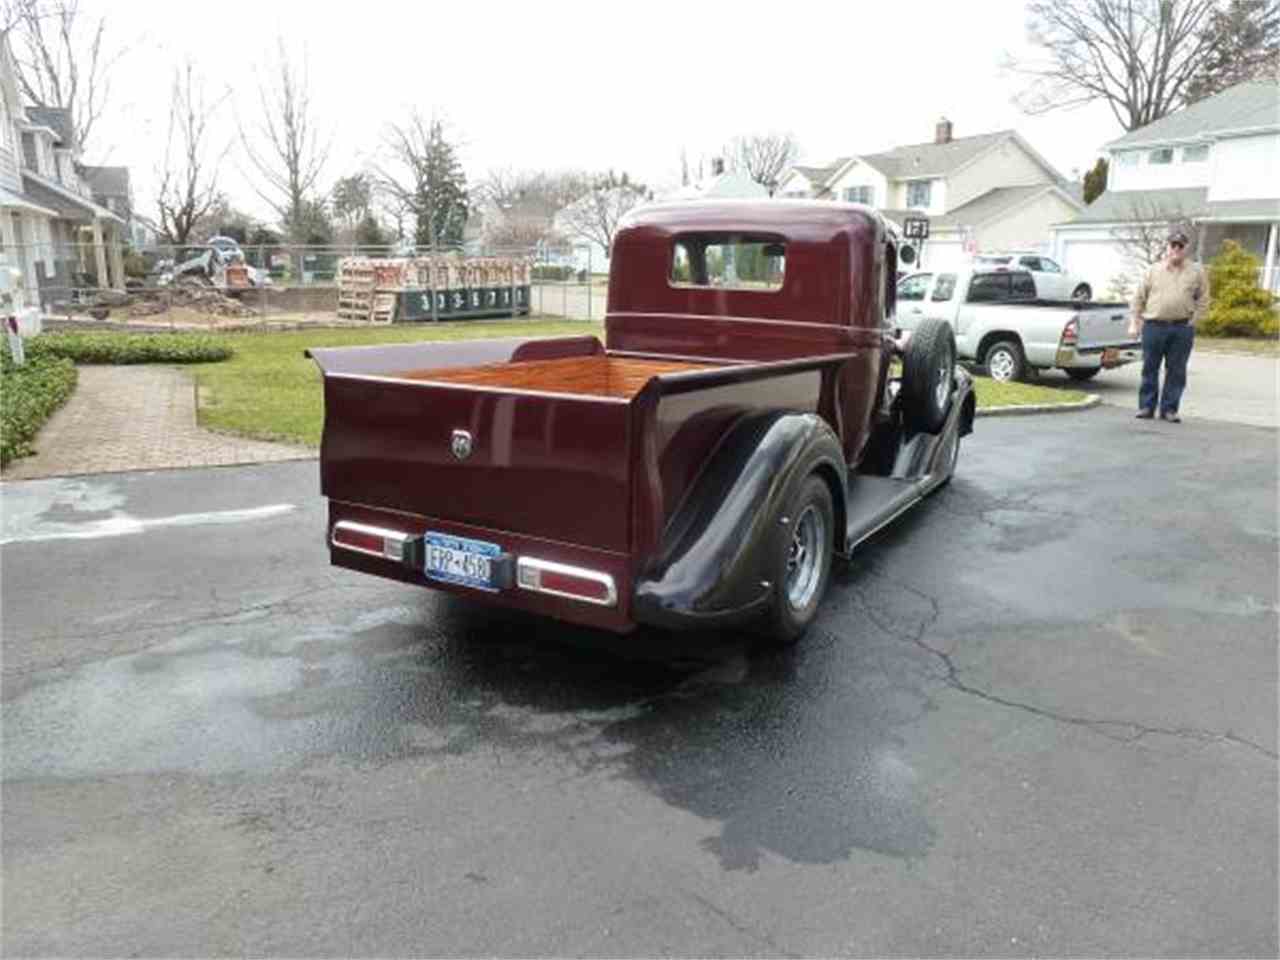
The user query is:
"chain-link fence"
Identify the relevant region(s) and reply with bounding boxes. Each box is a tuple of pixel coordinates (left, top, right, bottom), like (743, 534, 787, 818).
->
(2, 239, 608, 330)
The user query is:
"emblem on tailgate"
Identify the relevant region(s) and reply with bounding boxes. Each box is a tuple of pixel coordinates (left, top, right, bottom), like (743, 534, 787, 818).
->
(450, 429, 473, 460)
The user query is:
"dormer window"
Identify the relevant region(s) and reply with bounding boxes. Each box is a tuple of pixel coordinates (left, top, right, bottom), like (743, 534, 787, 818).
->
(1148, 148, 1174, 165)
(1182, 144, 1209, 163)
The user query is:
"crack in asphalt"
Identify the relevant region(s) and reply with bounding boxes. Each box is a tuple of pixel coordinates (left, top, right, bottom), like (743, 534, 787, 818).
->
(847, 566, 1279, 762)
(685, 890, 802, 958)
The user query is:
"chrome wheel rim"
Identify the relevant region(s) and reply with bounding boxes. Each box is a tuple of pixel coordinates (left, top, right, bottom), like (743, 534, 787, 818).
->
(988, 350, 1016, 382)
(786, 505, 826, 611)
(934, 348, 953, 410)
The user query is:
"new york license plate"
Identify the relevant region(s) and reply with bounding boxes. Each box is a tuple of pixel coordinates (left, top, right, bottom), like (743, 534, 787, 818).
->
(424, 532, 501, 591)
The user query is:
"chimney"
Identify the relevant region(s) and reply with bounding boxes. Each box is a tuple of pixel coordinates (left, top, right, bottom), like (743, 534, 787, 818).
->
(935, 117, 953, 145)
(711, 156, 725, 176)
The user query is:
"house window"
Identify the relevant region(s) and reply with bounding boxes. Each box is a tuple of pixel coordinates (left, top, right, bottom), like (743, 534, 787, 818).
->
(906, 180, 932, 208)
(1182, 144, 1209, 163)
(843, 186, 873, 204)
(1115, 151, 1139, 167)
(1148, 148, 1174, 165)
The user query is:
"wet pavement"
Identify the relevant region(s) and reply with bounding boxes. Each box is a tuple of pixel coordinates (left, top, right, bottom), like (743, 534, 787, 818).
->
(2, 408, 1276, 957)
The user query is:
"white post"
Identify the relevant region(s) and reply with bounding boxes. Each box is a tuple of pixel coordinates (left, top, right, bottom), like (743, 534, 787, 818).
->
(109, 227, 125, 291)
(91, 218, 108, 293)
(1263, 221, 1278, 294)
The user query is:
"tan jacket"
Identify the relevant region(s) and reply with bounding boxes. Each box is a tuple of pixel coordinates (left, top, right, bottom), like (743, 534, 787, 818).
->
(1131, 259, 1210, 328)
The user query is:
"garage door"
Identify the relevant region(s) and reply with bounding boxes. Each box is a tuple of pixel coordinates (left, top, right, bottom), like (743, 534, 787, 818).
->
(918, 240, 965, 273)
(1060, 239, 1144, 301)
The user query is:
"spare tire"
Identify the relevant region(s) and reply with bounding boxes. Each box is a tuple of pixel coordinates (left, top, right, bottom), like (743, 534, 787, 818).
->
(901, 318, 956, 433)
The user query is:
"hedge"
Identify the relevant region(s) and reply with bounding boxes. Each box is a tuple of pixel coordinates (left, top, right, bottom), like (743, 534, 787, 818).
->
(1202, 241, 1279, 338)
(27, 332, 234, 364)
(1, 344, 77, 467)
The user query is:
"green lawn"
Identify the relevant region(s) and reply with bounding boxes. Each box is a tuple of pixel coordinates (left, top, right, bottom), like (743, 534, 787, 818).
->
(193, 320, 1088, 447)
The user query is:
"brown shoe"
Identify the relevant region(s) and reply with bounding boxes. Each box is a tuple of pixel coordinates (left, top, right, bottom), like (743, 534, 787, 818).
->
(1160, 410, 1181, 423)
(1135, 409, 1154, 419)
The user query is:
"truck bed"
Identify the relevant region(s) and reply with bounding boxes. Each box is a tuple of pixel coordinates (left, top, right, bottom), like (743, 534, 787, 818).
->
(393, 354, 717, 398)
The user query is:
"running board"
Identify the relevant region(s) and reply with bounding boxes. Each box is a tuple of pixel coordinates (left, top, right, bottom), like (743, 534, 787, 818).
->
(843, 475, 927, 552)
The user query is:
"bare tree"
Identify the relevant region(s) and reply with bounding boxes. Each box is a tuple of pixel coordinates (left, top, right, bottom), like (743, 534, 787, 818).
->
(1110, 196, 1197, 267)
(240, 39, 330, 242)
(1008, 0, 1220, 131)
(473, 168, 591, 250)
(1186, 0, 1280, 102)
(3, 0, 123, 155)
(375, 111, 469, 249)
(724, 133, 800, 194)
(153, 63, 229, 247)
(558, 170, 648, 254)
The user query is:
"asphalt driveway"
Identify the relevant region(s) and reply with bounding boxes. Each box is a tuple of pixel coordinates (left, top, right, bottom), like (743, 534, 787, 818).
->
(2, 407, 1276, 957)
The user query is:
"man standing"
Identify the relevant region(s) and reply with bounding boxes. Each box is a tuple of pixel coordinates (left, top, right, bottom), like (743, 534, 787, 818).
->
(1128, 229, 1210, 423)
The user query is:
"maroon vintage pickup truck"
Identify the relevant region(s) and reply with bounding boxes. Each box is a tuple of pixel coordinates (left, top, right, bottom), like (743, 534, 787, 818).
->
(310, 200, 974, 643)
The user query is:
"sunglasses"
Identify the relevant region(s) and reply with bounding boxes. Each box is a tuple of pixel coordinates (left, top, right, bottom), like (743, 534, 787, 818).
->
(1169, 240, 1186, 249)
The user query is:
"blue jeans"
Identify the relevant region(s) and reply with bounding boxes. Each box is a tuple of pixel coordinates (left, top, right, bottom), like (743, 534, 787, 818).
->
(1139, 322, 1194, 414)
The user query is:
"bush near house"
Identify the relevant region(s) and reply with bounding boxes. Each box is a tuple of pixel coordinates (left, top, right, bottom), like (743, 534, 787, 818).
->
(1, 343, 77, 467)
(1202, 240, 1279, 338)
(28, 332, 234, 365)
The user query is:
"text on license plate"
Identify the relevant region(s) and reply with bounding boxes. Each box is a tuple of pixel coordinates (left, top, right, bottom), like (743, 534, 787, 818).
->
(424, 532, 501, 591)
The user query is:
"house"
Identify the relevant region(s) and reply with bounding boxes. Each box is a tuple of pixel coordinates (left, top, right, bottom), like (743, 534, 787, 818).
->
(82, 165, 149, 247)
(0, 31, 127, 309)
(776, 119, 1083, 271)
(1051, 80, 1280, 298)
(661, 158, 769, 202)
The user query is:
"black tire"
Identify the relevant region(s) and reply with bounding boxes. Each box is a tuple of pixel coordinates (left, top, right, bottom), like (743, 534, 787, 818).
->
(901, 318, 956, 433)
(1065, 367, 1101, 382)
(764, 475, 834, 646)
(1071, 284, 1092, 302)
(984, 339, 1026, 383)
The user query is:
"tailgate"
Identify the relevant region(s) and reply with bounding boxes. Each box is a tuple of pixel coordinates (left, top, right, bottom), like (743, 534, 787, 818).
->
(312, 337, 633, 552)
(1074, 302, 1136, 350)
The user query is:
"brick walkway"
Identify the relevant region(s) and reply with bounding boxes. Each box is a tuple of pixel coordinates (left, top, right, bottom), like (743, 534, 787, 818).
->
(1, 366, 313, 482)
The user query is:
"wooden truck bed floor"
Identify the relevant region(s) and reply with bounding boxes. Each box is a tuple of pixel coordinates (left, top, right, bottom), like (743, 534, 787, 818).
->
(392, 354, 719, 399)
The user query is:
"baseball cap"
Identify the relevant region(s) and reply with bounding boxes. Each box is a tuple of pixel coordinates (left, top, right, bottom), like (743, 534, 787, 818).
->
(1167, 229, 1190, 245)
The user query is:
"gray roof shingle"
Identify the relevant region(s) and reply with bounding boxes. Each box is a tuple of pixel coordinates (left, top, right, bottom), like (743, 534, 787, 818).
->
(1062, 187, 1209, 224)
(857, 130, 1015, 179)
(25, 106, 74, 146)
(1106, 81, 1280, 148)
(81, 165, 130, 198)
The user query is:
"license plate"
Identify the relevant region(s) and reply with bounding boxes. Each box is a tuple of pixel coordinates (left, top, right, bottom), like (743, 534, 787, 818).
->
(424, 532, 502, 591)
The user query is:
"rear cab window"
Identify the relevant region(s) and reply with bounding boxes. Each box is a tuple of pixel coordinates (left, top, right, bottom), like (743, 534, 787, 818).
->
(671, 233, 785, 290)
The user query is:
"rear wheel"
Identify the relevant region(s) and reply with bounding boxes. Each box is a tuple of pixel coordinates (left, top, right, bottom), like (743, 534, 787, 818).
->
(1065, 367, 1101, 382)
(901, 318, 956, 433)
(764, 475, 834, 646)
(984, 339, 1026, 383)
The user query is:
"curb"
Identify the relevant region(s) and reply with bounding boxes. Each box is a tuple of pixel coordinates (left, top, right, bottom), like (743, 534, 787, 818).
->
(976, 394, 1102, 418)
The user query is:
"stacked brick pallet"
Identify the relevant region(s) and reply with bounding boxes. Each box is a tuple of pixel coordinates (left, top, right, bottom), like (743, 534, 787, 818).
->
(336, 256, 533, 323)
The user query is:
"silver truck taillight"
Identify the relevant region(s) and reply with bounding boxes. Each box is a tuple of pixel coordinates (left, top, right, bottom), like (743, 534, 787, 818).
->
(1061, 318, 1079, 346)
(517, 557, 617, 607)
(332, 521, 411, 561)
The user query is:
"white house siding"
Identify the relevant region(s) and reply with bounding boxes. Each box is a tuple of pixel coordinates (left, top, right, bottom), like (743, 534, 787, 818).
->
(0, 144, 18, 192)
(916, 237, 966, 273)
(826, 162, 888, 206)
(776, 171, 814, 198)
(947, 139, 1051, 209)
(1109, 145, 1213, 192)
(976, 192, 1080, 252)
(1207, 134, 1279, 202)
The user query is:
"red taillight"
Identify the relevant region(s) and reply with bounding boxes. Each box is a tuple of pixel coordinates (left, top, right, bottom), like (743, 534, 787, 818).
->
(332, 521, 409, 561)
(1061, 318, 1079, 346)
(517, 557, 617, 607)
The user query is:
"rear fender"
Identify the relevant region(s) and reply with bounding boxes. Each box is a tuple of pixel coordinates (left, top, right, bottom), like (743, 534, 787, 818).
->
(633, 412, 847, 631)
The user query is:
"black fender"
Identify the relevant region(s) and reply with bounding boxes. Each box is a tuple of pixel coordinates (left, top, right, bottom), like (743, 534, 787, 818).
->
(633, 411, 847, 631)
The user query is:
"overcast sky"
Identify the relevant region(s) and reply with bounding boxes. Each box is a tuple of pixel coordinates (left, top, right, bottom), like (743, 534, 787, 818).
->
(84, 0, 1123, 227)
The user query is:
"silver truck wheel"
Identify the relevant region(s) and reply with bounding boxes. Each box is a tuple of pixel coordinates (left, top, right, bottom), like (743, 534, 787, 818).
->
(984, 340, 1026, 383)
(766, 475, 834, 645)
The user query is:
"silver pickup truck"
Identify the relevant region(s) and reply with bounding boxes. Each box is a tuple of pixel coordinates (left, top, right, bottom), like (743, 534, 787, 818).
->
(895, 268, 1139, 382)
